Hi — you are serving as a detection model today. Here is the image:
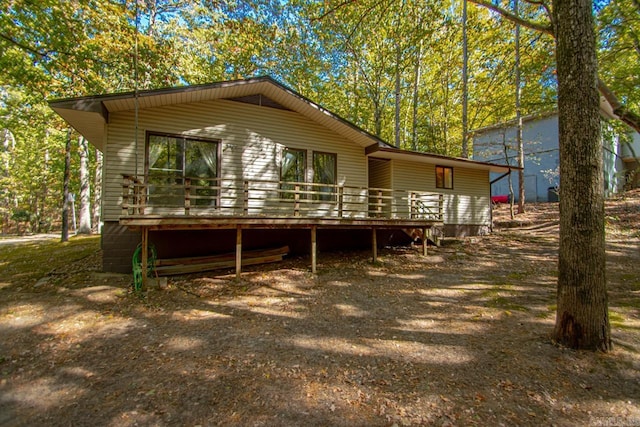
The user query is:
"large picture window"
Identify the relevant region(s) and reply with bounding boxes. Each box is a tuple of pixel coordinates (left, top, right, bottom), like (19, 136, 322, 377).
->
(280, 148, 306, 199)
(313, 151, 337, 201)
(147, 133, 219, 206)
(436, 165, 453, 189)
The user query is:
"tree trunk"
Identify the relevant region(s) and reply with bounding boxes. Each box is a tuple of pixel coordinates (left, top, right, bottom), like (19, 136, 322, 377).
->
(61, 129, 72, 242)
(411, 41, 422, 151)
(395, 45, 401, 148)
(93, 148, 103, 233)
(515, 0, 525, 213)
(502, 130, 515, 219)
(77, 136, 92, 234)
(553, 0, 611, 351)
(461, 0, 469, 158)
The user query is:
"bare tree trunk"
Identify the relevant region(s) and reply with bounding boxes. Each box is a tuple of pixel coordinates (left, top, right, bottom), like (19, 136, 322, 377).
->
(502, 130, 515, 219)
(92, 149, 102, 233)
(515, 0, 525, 213)
(61, 129, 72, 242)
(461, 0, 469, 158)
(38, 130, 50, 232)
(395, 45, 401, 148)
(411, 42, 422, 151)
(553, 0, 611, 351)
(77, 136, 92, 234)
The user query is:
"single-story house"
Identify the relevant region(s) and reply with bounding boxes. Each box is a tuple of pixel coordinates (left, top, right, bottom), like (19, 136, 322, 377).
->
(472, 107, 640, 202)
(49, 76, 513, 275)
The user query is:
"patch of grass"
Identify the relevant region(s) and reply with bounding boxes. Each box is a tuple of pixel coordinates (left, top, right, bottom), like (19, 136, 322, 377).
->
(485, 296, 529, 312)
(481, 284, 529, 312)
(618, 274, 640, 291)
(507, 271, 529, 281)
(616, 299, 640, 309)
(535, 311, 551, 319)
(0, 235, 100, 287)
(609, 311, 630, 329)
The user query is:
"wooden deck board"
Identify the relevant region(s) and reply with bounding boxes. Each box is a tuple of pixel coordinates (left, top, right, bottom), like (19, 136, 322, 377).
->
(119, 215, 443, 230)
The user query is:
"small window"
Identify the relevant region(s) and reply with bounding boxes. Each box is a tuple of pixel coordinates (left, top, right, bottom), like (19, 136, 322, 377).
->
(313, 152, 337, 201)
(280, 148, 306, 199)
(436, 166, 453, 189)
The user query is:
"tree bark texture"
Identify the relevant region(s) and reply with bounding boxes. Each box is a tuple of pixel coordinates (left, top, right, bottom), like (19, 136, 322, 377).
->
(61, 129, 71, 242)
(395, 45, 401, 148)
(461, 0, 469, 158)
(411, 41, 422, 151)
(92, 149, 102, 233)
(515, 0, 525, 214)
(553, 0, 611, 351)
(78, 136, 92, 234)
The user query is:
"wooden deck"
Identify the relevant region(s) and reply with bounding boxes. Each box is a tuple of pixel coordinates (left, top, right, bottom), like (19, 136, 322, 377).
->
(120, 175, 444, 285)
(120, 215, 443, 230)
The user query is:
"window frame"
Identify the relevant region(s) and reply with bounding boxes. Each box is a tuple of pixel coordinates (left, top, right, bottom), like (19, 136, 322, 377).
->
(280, 147, 307, 200)
(312, 151, 338, 201)
(145, 131, 221, 207)
(435, 165, 454, 190)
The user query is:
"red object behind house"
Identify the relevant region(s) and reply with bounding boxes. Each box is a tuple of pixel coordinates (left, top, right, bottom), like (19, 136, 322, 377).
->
(491, 195, 510, 204)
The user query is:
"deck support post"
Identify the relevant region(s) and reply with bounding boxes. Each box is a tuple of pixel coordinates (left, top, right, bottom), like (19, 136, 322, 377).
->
(236, 225, 242, 280)
(311, 226, 317, 273)
(141, 227, 149, 290)
(372, 227, 377, 263)
(422, 227, 428, 256)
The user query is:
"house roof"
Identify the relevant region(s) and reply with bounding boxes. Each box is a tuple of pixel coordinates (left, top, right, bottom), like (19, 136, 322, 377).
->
(49, 76, 514, 173)
(48, 76, 393, 152)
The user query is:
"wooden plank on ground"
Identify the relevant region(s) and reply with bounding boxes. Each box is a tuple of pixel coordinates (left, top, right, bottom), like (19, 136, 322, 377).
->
(155, 254, 285, 276)
(155, 246, 289, 267)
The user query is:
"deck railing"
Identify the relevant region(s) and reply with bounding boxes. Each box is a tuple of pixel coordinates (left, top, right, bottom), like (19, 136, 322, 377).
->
(122, 175, 444, 221)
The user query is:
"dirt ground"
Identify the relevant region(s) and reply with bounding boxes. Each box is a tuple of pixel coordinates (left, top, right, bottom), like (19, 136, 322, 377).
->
(1, 191, 639, 426)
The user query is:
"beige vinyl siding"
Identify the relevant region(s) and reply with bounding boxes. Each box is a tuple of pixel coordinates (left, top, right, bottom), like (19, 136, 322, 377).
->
(368, 158, 393, 217)
(104, 99, 367, 220)
(391, 160, 491, 225)
(368, 158, 391, 189)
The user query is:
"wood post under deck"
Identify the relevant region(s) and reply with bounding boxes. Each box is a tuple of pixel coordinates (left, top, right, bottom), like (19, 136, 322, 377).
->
(236, 225, 242, 279)
(127, 218, 439, 280)
(311, 226, 317, 273)
(372, 227, 377, 263)
(141, 227, 149, 290)
(423, 227, 428, 256)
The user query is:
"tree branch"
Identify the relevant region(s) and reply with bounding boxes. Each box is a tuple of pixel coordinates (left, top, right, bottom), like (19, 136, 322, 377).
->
(0, 33, 51, 60)
(468, 0, 554, 35)
(522, 0, 553, 23)
(598, 78, 640, 133)
(0, 32, 118, 68)
(311, 0, 357, 22)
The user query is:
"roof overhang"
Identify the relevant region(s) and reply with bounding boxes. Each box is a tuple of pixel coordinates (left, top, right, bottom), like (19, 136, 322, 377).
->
(366, 145, 519, 173)
(49, 76, 392, 153)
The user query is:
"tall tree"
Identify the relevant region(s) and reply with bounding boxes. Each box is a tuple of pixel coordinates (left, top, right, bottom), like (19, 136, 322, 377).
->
(77, 136, 91, 234)
(461, 0, 469, 158)
(469, 0, 613, 350)
(61, 129, 71, 243)
(514, 0, 525, 213)
(553, 0, 611, 350)
(93, 149, 102, 233)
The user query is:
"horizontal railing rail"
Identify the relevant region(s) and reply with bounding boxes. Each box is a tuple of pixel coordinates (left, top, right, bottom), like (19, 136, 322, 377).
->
(121, 175, 444, 221)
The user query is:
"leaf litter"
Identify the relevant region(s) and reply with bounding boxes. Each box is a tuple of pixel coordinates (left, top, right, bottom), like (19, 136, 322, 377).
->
(0, 191, 639, 426)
